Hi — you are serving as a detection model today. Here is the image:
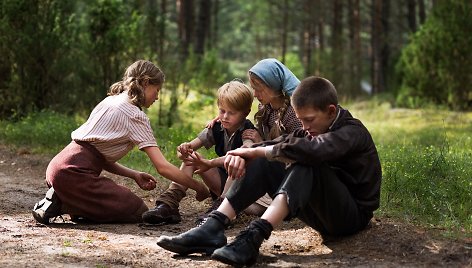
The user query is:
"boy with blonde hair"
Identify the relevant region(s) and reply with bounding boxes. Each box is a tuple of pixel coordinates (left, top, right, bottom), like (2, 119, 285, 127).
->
(143, 80, 256, 224)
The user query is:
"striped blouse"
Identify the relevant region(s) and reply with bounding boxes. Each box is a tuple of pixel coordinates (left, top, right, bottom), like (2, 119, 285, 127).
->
(71, 93, 157, 162)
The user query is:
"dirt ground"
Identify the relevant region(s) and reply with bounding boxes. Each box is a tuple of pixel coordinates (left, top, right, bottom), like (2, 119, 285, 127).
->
(0, 144, 471, 268)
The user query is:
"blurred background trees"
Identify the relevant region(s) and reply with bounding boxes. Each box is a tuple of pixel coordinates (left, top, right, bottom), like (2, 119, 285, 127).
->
(0, 0, 470, 123)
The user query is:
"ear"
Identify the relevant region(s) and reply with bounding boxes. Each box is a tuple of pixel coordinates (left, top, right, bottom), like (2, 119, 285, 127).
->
(142, 79, 149, 87)
(328, 104, 337, 118)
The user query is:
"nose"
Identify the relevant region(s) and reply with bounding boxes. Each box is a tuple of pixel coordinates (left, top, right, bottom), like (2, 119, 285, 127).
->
(302, 122, 309, 131)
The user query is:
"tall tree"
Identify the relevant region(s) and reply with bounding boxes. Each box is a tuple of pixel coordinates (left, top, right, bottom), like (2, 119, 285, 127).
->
(381, 0, 391, 91)
(209, 0, 219, 49)
(371, 0, 385, 94)
(348, 0, 362, 96)
(331, 0, 344, 90)
(407, 0, 417, 32)
(299, 0, 317, 76)
(177, 0, 195, 59)
(280, 0, 289, 63)
(418, 0, 426, 24)
(195, 0, 212, 55)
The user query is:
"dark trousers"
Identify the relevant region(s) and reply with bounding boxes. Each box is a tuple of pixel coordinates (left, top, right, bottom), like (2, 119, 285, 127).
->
(226, 157, 371, 236)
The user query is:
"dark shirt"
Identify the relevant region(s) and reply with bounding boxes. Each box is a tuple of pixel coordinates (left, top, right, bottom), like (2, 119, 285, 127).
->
(259, 107, 382, 212)
(199, 119, 256, 157)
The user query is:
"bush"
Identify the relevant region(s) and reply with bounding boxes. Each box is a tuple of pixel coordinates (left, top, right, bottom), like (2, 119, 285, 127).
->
(396, 0, 472, 110)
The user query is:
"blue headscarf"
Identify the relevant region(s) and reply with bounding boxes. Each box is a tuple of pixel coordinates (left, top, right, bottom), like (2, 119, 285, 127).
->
(249, 58, 300, 96)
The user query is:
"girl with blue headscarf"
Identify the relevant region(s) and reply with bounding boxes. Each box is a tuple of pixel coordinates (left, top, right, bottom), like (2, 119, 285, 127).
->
(245, 58, 302, 142)
(194, 58, 303, 219)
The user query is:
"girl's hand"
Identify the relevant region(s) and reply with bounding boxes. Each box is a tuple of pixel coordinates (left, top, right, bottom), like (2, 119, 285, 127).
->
(205, 116, 220, 129)
(134, 172, 157, 191)
(177, 142, 193, 160)
(242, 129, 263, 143)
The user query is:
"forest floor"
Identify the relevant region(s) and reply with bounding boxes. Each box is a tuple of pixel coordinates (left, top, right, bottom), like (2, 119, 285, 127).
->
(0, 144, 471, 267)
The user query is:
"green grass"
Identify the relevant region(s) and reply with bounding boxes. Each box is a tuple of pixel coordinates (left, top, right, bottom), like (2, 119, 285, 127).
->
(350, 100, 472, 236)
(0, 100, 470, 237)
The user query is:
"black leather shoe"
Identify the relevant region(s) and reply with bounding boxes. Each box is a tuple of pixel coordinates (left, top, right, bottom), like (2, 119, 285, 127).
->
(142, 203, 181, 224)
(156, 211, 229, 255)
(32, 187, 62, 224)
(211, 219, 272, 266)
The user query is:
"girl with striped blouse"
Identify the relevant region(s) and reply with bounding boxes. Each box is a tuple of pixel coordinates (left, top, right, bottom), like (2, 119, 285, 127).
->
(32, 60, 209, 224)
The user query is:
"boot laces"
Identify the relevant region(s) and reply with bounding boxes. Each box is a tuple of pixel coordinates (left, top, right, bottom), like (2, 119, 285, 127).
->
(230, 228, 258, 247)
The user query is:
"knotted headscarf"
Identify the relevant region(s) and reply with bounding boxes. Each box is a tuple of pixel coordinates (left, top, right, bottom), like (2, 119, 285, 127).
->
(249, 58, 300, 96)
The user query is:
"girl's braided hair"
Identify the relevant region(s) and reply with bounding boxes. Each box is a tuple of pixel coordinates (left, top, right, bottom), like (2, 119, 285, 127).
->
(108, 60, 165, 107)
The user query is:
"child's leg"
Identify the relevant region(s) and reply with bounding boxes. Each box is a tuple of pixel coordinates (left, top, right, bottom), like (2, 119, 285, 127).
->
(143, 163, 195, 224)
(199, 167, 224, 197)
(281, 164, 370, 236)
(225, 157, 286, 214)
(154, 163, 194, 208)
(46, 142, 148, 223)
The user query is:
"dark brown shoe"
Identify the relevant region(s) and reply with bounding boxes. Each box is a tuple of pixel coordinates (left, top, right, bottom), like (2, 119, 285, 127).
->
(142, 203, 181, 224)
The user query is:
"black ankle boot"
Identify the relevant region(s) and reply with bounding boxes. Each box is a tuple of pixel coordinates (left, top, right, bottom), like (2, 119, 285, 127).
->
(211, 218, 273, 266)
(156, 211, 230, 256)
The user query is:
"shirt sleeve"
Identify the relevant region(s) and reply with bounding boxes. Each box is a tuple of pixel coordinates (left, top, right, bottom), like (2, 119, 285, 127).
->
(129, 113, 158, 149)
(197, 128, 215, 149)
(271, 125, 369, 165)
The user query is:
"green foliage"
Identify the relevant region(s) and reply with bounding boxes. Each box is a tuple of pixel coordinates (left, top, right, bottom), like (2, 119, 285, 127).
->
(282, 53, 304, 80)
(185, 50, 232, 95)
(0, 111, 81, 153)
(0, 0, 78, 118)
(396, 0, 472, 110)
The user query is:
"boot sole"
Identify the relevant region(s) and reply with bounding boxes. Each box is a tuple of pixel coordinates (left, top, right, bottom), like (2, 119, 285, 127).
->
(211, 252, 257, 267)
(156, 237, 220, 256)
(143, 214, 181, 225)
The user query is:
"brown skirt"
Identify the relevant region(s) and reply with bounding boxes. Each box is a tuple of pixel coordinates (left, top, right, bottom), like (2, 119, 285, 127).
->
(45, 141, 146, 223)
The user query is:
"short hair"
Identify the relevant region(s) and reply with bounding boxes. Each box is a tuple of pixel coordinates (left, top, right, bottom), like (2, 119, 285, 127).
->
(108, 60, 165, 107)
(217, 80, 253, 113)
(291, 76, 338, 111)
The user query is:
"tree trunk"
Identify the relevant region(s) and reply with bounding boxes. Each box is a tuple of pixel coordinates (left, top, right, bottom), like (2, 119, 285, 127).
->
(209, 0, 219, 49)
(177, 0, 194, 60)
(371, 0, 385, 94)
(348, 0, 362, 96)
(381, 0, 390, 92)
(331, 0, 344, 90)
(407, 0, 417, 32)
(158, 0, 167, 63)
(418, 0, 425, 24)
(316, 1, 325, 76)
(147, 0, 158, 61)
(300, 0, 316, 76)
(280, 0, 289, 63)
(195, 0, 212, 55)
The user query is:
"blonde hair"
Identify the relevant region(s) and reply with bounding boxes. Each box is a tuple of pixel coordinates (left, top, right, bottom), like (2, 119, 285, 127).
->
(217, 80, 253, 113)
(108, 60, 165, 107)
